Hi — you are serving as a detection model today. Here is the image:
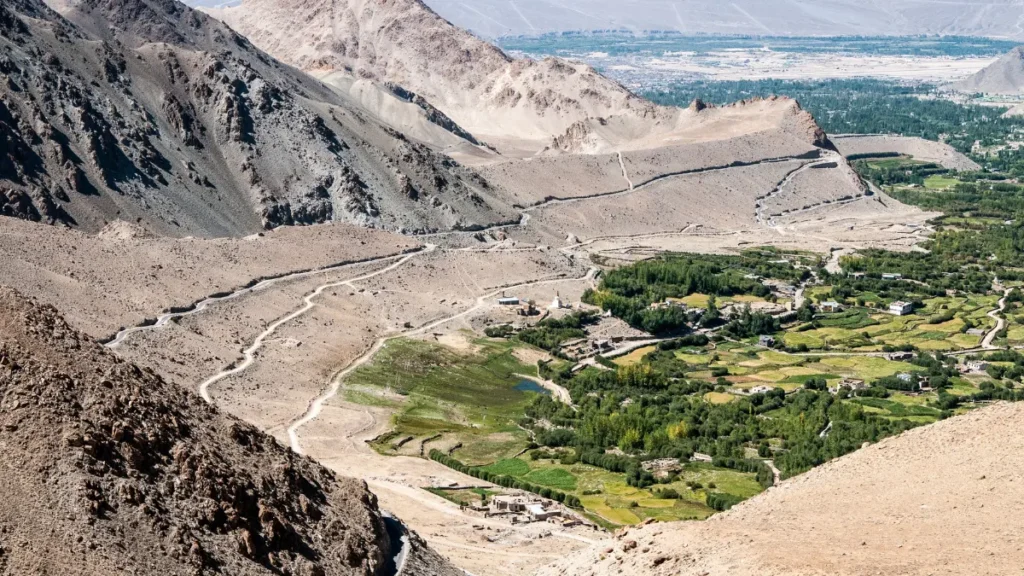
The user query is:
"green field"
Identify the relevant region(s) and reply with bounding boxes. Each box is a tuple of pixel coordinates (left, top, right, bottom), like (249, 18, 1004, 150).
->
(472, 456, 763, 526)
(343, 335, 545, 465)
(924, 174, 959, 189)
(782, 297, 995, 352)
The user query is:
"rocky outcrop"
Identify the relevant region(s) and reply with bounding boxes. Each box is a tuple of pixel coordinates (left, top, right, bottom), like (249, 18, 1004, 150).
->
(384, 82, 480, 145)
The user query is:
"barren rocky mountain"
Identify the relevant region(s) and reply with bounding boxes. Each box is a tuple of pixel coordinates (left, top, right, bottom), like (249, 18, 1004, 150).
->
(205, 0, 839, 157)
(951, 45, 1024, 95)
(537, 401, 1024, 576)
(1, 0, 511, 237)
(0, 285, 460, 575)
(205, 0, 663, 150)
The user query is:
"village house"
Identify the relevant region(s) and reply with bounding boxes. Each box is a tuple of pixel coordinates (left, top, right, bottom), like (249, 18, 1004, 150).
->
(489, 495, 530, 514)
(526, 504, 561, 522)
(960, 360, 990, 374)
(758, 335, 776, 347)
(829, 378, 867, 394)
(882, 273, 903, 280)
(650, 298, 688, 311)
(885, 351, 915, 361)
(888, 301, 914, 316)
(819, 301, 843, 313)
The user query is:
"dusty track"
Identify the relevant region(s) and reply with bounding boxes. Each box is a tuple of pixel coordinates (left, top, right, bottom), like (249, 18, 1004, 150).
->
(983, 288, 1011, 349)
(197, 246, 435, 402)
(103, 247, 426, 348)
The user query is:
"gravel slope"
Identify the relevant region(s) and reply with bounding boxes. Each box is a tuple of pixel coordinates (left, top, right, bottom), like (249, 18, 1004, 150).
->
(0, 285, 420, 575)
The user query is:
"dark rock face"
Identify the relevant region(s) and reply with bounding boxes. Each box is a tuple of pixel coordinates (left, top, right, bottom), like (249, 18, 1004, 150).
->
(0, 0, 514, 237)
(384, 82, 480, 145)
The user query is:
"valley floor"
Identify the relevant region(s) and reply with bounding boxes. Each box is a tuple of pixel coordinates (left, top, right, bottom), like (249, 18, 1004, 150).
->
(0, 137, 935, 575)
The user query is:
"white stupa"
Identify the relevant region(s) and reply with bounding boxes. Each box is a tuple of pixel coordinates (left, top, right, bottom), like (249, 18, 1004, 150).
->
(549, 292, 564, 310)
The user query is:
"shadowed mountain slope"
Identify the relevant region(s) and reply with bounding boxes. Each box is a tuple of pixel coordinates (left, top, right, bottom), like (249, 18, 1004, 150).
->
(0, 0, 513, 236)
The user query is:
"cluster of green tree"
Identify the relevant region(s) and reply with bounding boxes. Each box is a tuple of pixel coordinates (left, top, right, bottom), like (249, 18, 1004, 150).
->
(484, 324, 515, 338)
(851, 158, 949, 186)
(427, 450, 582, 508)
(838, 246, 993, 293)
(501, 34, 1018, 60)
(720, 304, 781, 339)
(935, 381, 1024, 409)
(706, 492, 745, 511)
(891, 181, 1024, 221)
(642, 78, 1024, 153)
(979, 350, 1024, 382)
(711, 456, 775, 488)
(524, 347, 931, 480)
(765, 391, 923, 477)
(976, 147, 1024, 179)
(583, 252, 801, 334)
(515, 311, 598, 352)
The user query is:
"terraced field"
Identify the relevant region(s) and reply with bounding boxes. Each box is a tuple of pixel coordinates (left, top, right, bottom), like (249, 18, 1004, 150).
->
(783, 295, 997, 351)
(476, 456, 763, 527)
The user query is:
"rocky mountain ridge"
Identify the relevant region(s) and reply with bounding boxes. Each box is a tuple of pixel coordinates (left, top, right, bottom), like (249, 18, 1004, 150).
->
(0, 0, 512, 236)
(205, 0, 667, 150)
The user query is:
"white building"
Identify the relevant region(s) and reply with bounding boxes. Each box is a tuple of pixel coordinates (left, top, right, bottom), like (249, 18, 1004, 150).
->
(819, 301, 843, 313)
(888, 301, 913, 316)
(526, 504, 560, 521)
(549, 292, 564, 310)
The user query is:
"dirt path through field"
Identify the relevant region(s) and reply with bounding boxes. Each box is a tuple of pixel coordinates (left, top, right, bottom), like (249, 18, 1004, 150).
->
(983, 288, 1012, 349)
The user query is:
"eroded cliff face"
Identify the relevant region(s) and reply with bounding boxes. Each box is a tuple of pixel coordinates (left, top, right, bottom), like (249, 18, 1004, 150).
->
(0, 0, 514, 237)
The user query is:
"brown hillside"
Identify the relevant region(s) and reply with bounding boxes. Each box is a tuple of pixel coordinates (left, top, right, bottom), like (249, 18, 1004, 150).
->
(952, 46, 1024, 95)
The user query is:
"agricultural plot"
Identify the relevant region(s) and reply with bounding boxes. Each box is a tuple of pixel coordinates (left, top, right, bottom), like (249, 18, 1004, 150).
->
(783, 296, 996, 351)
(673, 346, 915, 396)
(342, 335, 546, 465)
(476, 456, 762, 527)
(613, 345, 658, 366)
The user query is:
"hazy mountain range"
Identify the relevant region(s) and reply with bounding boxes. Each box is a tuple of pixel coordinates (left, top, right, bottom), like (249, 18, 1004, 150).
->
(186, 0, 1024, 40)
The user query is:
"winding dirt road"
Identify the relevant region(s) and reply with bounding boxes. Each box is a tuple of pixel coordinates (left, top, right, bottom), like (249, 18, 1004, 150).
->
(197, 246, 436, 403)
(983, 288, 1012, 350)
(102, 248, 427, 348)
